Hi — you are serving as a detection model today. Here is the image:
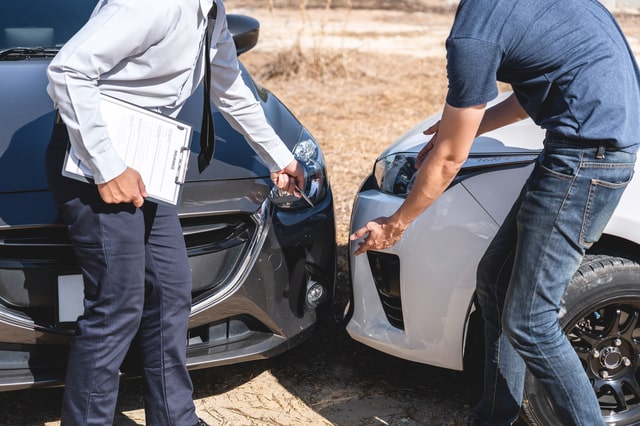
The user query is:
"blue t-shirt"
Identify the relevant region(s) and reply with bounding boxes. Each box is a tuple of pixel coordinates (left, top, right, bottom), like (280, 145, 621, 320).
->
(446, 0, 640, 151)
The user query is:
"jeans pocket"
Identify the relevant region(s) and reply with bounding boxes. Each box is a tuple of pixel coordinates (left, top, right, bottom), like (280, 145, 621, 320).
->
(580, 170, 634, 247)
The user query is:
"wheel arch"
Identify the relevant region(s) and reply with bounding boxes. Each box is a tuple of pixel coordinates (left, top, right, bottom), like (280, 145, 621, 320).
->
(588, 233, 640, 262)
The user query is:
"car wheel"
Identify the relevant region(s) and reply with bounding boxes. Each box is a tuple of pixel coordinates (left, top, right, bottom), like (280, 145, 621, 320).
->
(522, 254, 640, 425)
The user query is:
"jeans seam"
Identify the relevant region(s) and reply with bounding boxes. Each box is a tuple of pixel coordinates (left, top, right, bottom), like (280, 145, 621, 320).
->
(486, 245, 517, 424)
(580, 182, 596, 247)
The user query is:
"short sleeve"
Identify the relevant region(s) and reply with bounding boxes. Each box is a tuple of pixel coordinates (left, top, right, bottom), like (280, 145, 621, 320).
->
(445, 37, 502, 108)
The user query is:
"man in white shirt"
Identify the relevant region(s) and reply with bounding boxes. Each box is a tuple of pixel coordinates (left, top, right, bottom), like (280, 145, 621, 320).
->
(45, 1, 303, 424)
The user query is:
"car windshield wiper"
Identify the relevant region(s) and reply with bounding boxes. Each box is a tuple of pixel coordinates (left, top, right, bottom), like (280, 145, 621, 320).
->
(0, 47, 59, 61)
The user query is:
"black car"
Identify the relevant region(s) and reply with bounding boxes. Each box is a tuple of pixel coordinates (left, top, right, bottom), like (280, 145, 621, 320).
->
(0, 0, 336, 390)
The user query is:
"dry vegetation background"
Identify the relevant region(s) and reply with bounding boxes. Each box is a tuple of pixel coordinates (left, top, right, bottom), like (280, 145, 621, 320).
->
(2, 1, 639, 425)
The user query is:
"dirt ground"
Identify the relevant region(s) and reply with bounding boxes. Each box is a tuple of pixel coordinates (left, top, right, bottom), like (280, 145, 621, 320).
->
(3, 2, 640, 425)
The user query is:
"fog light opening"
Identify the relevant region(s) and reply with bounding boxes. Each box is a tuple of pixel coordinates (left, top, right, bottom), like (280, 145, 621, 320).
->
(305, 280, 325, 308)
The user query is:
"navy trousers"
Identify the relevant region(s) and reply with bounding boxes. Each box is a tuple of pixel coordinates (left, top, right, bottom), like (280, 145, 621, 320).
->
(46, 120, 198, 425)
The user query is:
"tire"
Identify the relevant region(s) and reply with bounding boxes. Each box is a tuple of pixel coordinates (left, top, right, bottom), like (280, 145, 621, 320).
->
(522, 254, 640, 425)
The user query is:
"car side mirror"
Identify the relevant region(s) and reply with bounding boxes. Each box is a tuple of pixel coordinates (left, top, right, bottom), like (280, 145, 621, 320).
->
(227, 14, 259, 56)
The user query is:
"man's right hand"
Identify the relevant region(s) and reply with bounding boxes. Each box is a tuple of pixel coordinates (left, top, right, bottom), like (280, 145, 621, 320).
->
(271, 159, 305, 196)
(97, 167, 147, 207)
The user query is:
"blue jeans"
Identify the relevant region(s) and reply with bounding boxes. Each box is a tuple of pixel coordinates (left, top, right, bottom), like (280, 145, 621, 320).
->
(472, 135, 636, 425)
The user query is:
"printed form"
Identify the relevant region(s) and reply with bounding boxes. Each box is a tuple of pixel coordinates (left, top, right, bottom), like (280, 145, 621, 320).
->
(63, 94, 192, 205)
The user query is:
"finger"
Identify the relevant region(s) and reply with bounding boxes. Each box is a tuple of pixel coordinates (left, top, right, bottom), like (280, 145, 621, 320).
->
(353, 241, 367, 256)
(278, 173, 290, 190)
(350, 227, 369, 240)
(132, 194, 144, 208)
(288, 179, 297, 195)
(423, 122, 439, 135)
(138, 179, 148, 199)
(295, 174, 305, 192)
(289, 160, 305, 187)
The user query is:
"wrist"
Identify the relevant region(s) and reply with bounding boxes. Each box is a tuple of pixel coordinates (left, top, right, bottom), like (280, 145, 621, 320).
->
(387, 212, 411, 234)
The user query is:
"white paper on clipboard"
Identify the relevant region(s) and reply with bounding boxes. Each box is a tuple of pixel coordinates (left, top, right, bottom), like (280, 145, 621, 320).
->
(62, 94, 192, 206)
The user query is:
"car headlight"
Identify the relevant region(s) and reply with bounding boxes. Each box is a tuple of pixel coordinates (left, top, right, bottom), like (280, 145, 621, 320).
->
(270, 132, 327, 210)
(374, 152, 541, 197)
(374, 153, 417, 197)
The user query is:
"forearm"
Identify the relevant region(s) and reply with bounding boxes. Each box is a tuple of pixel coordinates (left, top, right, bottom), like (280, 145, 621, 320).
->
(389, 150, 460, 229)
(389, 102, 485, 229)
(476, 93, 528, 136)
(350, 103, 485, 254)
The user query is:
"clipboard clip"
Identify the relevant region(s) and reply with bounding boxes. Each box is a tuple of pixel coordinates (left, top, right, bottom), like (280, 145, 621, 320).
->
(175, 147, 191, 185)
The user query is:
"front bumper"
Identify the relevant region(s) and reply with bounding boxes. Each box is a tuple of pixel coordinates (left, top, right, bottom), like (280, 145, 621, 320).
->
(346, 176, 496, 371)
(0, 180, 336, 391)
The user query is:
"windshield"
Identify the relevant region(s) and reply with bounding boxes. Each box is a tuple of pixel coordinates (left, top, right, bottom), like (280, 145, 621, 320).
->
(1, 0, 95, 50)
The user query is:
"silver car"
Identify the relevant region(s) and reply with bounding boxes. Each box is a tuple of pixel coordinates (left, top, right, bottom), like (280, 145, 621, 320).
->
(347, 92, 640, 425)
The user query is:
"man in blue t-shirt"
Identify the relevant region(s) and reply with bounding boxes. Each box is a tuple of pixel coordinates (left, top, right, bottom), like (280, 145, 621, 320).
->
(351, 0, 640, 424)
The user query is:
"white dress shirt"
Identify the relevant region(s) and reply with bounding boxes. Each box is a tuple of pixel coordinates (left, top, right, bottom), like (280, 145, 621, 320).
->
(47, 0, 294, 184)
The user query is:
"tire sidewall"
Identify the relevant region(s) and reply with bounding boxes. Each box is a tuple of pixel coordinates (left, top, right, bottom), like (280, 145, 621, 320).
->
(561, 266, 640, 329)
(523, 256, 640, 425)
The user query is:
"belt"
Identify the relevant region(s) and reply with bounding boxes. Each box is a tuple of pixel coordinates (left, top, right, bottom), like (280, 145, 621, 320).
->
(545, 131, 613, 148)
(545, 131, 612, 158)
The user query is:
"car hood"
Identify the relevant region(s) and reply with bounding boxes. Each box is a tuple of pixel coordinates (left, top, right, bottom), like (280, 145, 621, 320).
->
(378, 92, 546, 159)
(0, 59, 304, 228)
(0, 60, 302, 195)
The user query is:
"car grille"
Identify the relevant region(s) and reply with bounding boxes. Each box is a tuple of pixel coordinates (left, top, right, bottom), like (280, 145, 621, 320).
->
(181, 214, 256, 295)
(366, 251, 404, 329)
(0, 225, 73, 314)
(0, 214, 257, 327)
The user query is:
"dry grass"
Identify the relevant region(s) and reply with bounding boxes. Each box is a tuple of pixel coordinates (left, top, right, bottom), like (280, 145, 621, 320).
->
(259, 45, 354, 80)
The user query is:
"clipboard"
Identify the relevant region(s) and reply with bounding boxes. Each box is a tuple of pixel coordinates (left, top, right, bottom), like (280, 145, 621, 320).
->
(63, 94, 192, 206)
